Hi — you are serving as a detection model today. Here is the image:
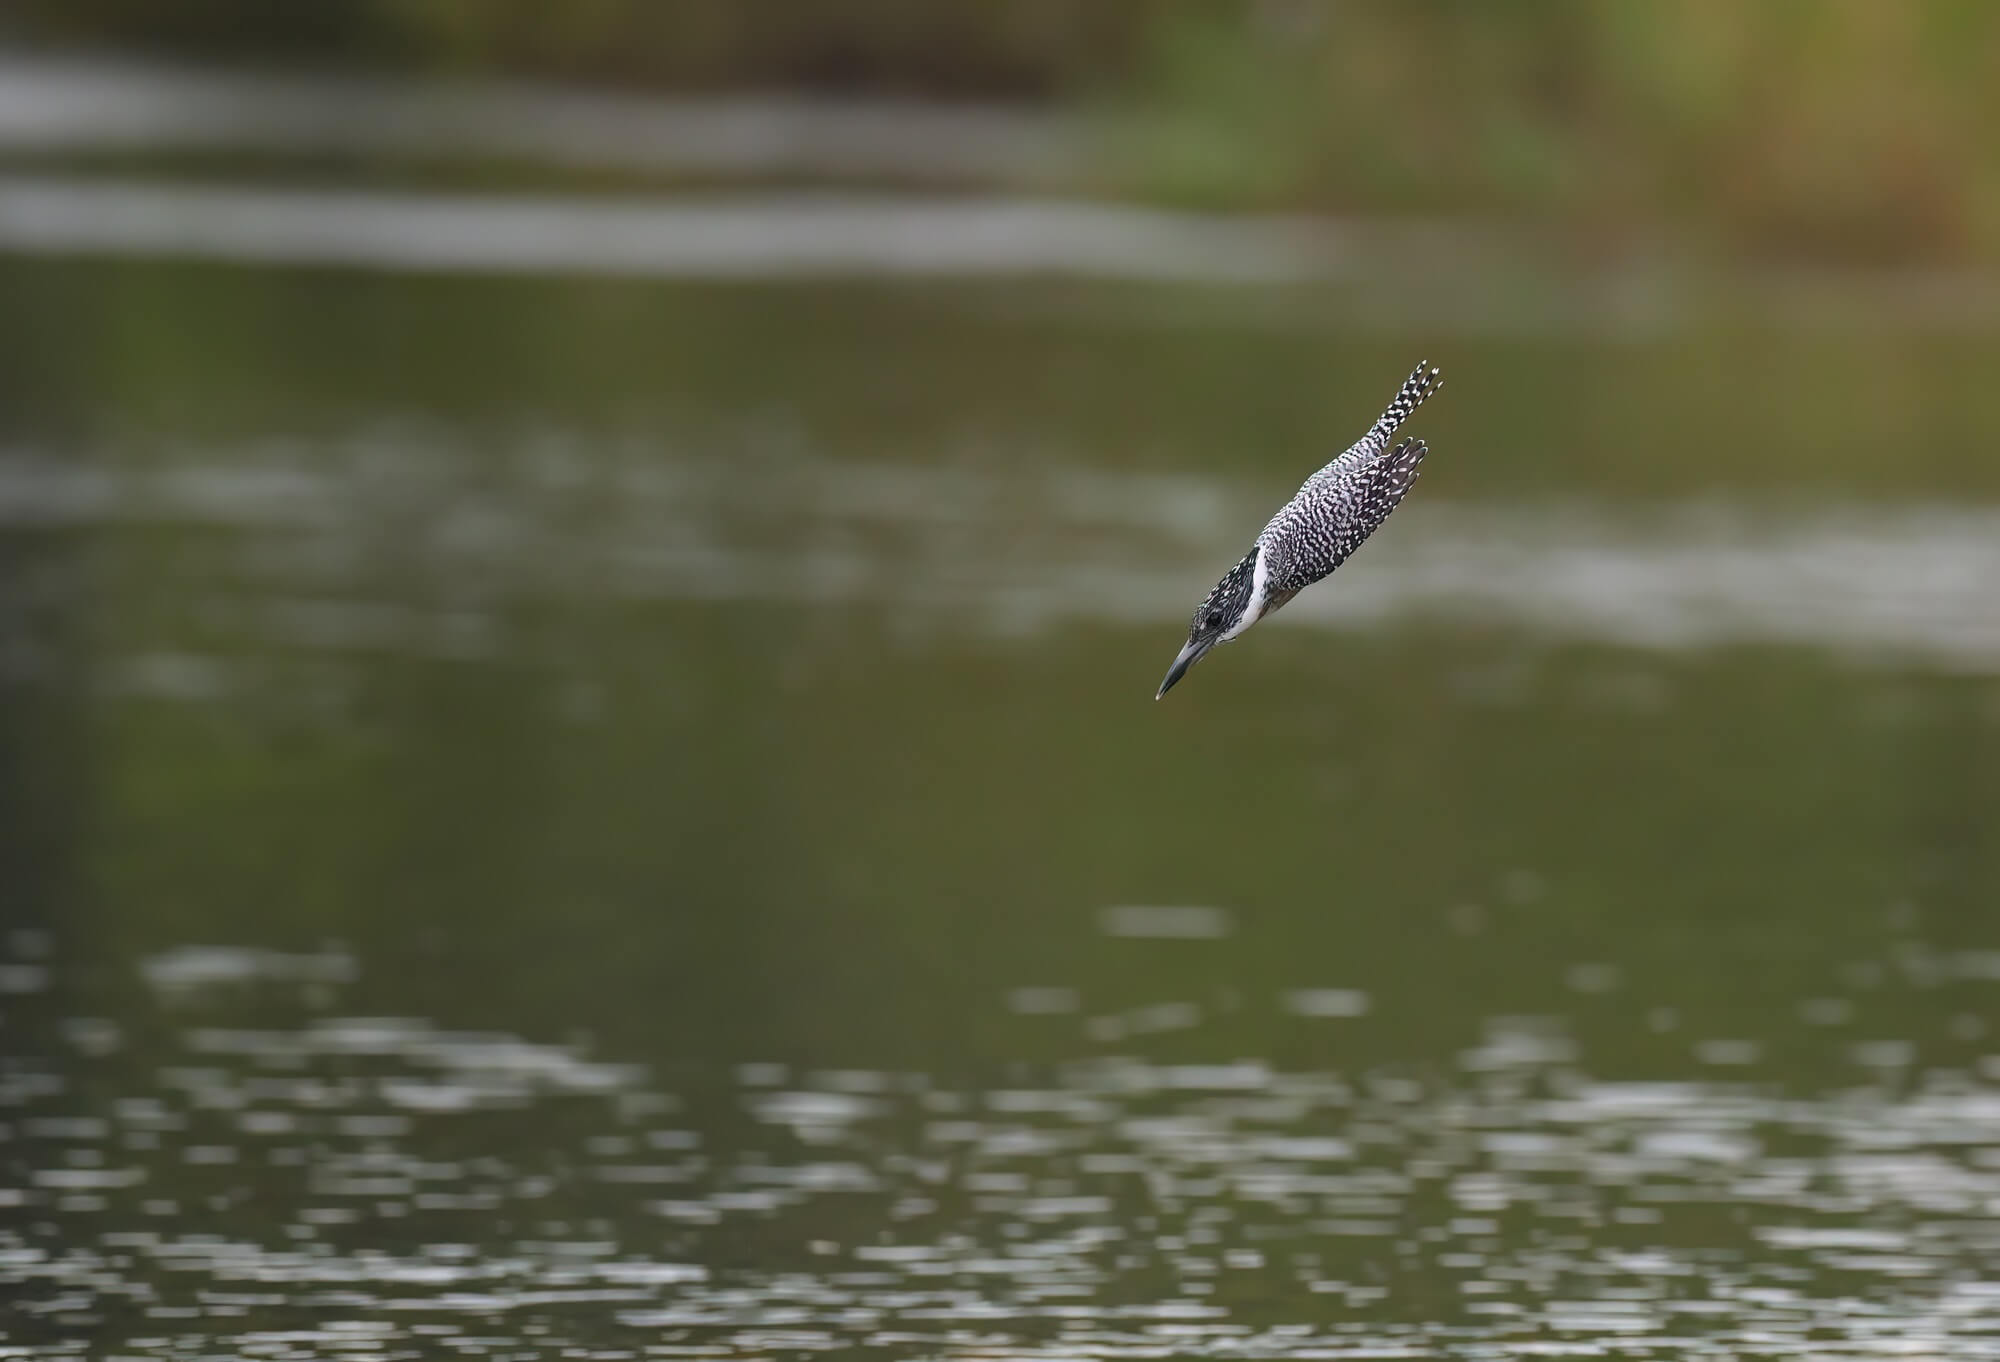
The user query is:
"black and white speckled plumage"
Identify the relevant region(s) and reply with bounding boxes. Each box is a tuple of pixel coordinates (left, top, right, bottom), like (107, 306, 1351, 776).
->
(1256, 359, 1439, 599)
(1157, 360, 1441, 698)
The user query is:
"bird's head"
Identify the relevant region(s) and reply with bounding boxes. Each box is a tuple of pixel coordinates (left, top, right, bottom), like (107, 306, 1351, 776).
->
(1157, 548, 1260, 699)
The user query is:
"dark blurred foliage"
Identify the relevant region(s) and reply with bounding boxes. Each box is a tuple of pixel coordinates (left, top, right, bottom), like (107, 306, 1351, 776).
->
(0, 0, 1174, 95)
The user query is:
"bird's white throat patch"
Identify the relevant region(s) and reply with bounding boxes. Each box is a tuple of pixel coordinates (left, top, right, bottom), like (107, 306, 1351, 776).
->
(1222, 546, 1270, 642)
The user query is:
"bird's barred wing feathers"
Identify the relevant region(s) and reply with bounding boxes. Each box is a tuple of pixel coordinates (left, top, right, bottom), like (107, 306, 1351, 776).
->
(1361, 435, 1428, 538)
(1259, 438, 1427, 597)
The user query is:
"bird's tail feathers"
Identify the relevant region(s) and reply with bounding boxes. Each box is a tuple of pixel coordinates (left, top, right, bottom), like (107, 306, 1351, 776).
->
(1368, 360, 1442, 446)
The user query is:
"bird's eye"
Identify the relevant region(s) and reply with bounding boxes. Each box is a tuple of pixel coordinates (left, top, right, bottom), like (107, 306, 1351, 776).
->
(1204, 610, 1225, 629)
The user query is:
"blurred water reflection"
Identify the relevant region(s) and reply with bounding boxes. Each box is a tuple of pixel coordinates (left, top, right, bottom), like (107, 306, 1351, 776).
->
(0, 428, 1995, 671)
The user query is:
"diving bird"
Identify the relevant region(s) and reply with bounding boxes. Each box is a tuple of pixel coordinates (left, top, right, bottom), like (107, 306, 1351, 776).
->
(1157, 359, 1442, 698)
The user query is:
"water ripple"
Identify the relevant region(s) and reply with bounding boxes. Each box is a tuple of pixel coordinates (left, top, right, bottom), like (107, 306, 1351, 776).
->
(9, 941, 2000, 1357)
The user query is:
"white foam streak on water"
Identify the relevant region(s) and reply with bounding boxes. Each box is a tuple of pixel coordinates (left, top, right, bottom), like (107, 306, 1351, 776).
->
(0, 55, 1079, 183)
(140, 944, 357, 993)
(1099, 906, 1235, 939)
(0, 177, 1338, 281)
(545, 452, 2000, 668)
(1291, 504, 2000, 668)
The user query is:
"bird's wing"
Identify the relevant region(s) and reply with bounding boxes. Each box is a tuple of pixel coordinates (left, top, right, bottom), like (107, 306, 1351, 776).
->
(1252, 361, 1441, 604)
(1259, 438, 1428, 595)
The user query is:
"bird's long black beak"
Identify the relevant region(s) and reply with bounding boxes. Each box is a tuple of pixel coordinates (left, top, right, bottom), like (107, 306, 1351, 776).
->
(1156, 638, 1210, 699)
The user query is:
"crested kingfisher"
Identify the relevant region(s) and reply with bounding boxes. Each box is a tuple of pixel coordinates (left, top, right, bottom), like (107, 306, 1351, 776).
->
(1157, 360, 1442, 698)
